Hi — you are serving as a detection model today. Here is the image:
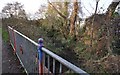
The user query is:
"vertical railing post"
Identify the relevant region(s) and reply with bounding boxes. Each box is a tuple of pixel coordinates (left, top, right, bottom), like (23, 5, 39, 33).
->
(12, 27, 16, 54)
(38, 38, 44, 75)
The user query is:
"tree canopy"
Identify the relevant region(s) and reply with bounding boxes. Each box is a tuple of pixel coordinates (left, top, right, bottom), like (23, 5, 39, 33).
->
(2, 2, 27, 19)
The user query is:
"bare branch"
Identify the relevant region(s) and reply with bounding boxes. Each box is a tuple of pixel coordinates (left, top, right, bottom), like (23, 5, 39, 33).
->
(106, 1, 120, 18)
(82, 4, 92, 15)
(48, 0, 67, 19)
(90, 1, 99, 47)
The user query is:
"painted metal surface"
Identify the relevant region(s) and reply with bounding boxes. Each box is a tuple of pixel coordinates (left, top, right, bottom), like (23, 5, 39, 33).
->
(8, 26, 89, 75)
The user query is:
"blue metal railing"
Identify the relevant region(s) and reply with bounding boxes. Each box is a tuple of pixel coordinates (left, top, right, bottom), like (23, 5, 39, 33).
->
(8, 26, 89, 75)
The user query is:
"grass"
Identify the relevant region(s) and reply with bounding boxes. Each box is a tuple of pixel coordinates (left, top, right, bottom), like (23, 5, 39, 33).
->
(0, 27, 2, 33)
(2, 28, 9, 42)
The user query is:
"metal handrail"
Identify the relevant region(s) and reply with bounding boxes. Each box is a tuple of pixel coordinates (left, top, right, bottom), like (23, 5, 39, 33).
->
(8, 26, 89, 75)
(42, 47, 88, 74)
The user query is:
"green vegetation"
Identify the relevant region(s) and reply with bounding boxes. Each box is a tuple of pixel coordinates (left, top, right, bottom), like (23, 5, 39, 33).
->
(2, 13, 120, 74)
(1, 0, 120, 74)
(2, 28, 9, 42)
(0, 27, 2, 33)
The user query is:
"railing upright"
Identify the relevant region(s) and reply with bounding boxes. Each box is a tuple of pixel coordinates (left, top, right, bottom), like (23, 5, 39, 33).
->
(38, 38, 44, 75)
(8, 26, 89, 75)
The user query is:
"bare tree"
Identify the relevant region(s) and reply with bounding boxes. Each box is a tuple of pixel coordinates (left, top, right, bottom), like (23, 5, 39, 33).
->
(2, 2, 26, 19)
(91, 0, 100, 47)
(105, 0, 120, 54)
(48, 1, 67, 19)
(106, 0, 120, 18)
(36, 5, 47, 19)
(2, 3, 13, 18)
(48, 0, 79, 37)
(69, 0, 79, 37)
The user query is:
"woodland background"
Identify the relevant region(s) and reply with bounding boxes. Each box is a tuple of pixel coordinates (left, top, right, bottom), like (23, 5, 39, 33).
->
(1, 0, 120, 74)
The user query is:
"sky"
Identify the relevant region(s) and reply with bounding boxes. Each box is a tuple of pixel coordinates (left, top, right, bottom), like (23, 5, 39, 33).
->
(0, 0, 113, 18)
(0, 0, 47, 14)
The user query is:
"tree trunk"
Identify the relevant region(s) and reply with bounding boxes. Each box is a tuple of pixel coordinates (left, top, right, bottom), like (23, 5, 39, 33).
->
(63, 1, 69, 35)
(47, 1, 69, 39)
(106, 1, 120, 18)
(69, 0, 79, 36)
(105, 0, 120, 54)
(91, 1, 99, 47)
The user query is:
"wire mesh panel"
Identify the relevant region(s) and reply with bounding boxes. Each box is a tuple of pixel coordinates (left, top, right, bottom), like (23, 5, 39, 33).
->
(15, 31, 39, 73)
(8, 26, 39, 74)
(8, 26, 89, 75)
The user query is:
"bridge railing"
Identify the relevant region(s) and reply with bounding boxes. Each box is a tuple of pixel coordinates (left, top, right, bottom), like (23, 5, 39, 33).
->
(8, 26, 89, 75)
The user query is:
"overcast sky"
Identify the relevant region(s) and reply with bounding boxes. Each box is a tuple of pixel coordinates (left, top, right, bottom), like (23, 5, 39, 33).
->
(0, 0, 113, 18)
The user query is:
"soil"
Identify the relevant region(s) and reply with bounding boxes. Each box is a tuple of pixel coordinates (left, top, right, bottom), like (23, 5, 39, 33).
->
(2, 41, 26, 74)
